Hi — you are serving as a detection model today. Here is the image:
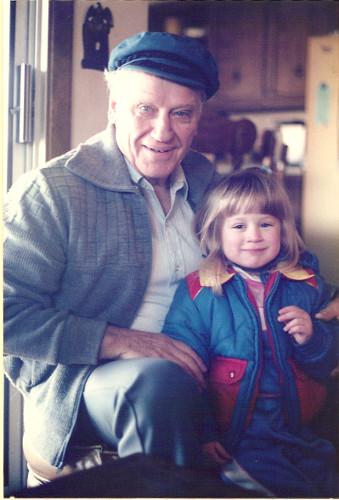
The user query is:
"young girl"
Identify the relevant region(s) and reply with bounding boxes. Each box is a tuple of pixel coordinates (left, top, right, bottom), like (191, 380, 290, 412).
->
(163, 167, 337, 497)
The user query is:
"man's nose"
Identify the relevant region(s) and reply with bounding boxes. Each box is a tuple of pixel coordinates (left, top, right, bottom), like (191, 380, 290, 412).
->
(151, 113, 173, 142)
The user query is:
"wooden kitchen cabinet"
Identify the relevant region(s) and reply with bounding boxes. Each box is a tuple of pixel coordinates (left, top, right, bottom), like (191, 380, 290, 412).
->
(208, 2, 266, 105)
(264, 1, 338, 110)
(266, 2, 310, 105)
(149, 0, 338, 112)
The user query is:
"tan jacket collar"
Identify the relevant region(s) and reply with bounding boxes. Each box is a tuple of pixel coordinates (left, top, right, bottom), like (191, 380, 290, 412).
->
(198, 258, 315, 288)
(199, 259, 235, 287)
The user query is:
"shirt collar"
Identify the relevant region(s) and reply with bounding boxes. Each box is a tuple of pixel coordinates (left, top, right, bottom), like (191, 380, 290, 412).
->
(126, 160, 188, 199)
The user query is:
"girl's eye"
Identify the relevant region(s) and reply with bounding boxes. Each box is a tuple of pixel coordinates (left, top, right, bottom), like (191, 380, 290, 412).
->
(232, 224, 245, 230)
(261, 222, 273, 228)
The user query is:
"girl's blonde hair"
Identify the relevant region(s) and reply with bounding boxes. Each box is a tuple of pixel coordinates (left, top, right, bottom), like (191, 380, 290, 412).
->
(195, 167, 304, 283)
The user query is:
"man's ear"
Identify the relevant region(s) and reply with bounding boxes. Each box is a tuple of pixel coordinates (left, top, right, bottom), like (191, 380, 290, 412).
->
(108, 99, 117, 124)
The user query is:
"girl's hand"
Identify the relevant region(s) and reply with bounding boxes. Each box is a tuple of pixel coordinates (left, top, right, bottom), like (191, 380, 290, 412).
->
(277, 305, 313, 345)
(202, 441, 232, 465)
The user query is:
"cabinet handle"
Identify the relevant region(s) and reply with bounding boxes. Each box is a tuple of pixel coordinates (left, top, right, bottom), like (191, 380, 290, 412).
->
(293, 64, 304, 79)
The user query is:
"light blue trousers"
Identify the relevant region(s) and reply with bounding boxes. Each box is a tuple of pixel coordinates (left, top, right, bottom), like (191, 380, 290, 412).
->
(82, 358, 204, 467)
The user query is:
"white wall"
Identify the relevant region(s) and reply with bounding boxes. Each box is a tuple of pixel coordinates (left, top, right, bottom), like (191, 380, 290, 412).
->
(71, 0, 149, 148)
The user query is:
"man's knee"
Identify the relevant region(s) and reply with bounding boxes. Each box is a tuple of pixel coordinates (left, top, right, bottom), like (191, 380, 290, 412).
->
(133, 358, 198, 398)
(85, 358, 197, 395)
(123, 359, 202, 434)
(84, 358, 199, 413)
(82, 359, 203, 463)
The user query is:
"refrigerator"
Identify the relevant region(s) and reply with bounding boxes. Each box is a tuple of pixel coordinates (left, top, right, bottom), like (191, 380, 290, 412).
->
(302, 34, 339, 287)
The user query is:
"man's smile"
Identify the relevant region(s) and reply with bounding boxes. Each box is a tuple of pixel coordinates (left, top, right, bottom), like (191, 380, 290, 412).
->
(144, 145, 175, 153)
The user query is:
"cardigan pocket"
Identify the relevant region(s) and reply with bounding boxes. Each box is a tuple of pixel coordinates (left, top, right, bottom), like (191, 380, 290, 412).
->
(289, 359, 327, 424)
(19, 360, 55, 391)
(208, 356, 248, 433)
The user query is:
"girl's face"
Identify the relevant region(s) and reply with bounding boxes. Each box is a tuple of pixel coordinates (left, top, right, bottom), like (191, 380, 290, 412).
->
(221, 212, 281, 269)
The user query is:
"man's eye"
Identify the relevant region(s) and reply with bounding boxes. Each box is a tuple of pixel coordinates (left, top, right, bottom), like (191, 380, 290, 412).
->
(173, 110, 192, 120)
(138, 105, 153, 114)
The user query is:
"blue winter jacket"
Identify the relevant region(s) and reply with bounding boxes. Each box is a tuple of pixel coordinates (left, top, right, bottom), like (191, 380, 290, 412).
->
(163, 252, 336, 451)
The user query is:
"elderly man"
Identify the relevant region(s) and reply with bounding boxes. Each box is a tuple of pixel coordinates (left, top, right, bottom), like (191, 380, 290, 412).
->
(4, 32, 338, 484)
(4, 32, 220, 479)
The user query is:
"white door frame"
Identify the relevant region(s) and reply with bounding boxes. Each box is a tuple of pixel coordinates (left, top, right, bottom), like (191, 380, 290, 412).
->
(3, 0, 49, 494)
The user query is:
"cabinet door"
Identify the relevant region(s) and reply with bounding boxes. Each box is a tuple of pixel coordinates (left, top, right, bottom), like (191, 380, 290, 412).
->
(267, 2, 308, 102)
(209, 2, 266, 111)
(148, 0, 338, 112)
(266, 1, 338, 108)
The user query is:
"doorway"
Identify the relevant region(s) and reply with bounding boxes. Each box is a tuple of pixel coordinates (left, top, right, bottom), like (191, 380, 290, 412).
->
(3, 0, 49, 493)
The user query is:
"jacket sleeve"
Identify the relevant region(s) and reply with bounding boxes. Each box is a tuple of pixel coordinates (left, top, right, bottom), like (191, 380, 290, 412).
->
(4, 171, 107, 366)
(162, 279, 211, 366)
(291, 273, 337, 381)
(163, 279, 221, 443)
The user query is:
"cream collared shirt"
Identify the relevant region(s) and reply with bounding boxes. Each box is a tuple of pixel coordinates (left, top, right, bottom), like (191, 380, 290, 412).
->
(127, 162, 203, 333)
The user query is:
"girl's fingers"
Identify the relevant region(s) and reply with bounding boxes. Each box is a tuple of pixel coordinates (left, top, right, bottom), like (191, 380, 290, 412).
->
(278, 305, 300, 315)
(282, 317, 313, 344)
(283, 318, 306, 332)
(278, 306, 309, 325)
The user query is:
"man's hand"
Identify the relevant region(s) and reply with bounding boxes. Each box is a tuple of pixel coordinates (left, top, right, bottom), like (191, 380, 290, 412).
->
(315, 296, 339, 379)
(315, 296, 339, 321)
(99, 325, 207, 388)
(203, 441, 232, 465)
(277, 305, 313, 345)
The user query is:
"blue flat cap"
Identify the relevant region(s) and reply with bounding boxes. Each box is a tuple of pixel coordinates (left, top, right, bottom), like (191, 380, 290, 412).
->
(108, 31, 219, 99)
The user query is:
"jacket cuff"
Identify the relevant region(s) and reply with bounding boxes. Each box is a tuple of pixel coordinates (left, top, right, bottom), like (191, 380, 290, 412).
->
(292, 326, 325, 360)
(58, 316, 108, 365)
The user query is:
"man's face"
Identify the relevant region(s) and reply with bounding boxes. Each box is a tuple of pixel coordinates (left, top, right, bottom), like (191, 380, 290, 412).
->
(110, 71, 203, 186)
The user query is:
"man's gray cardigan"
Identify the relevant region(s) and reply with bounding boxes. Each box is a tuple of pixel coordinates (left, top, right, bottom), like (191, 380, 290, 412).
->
(4, 125, 217, 467)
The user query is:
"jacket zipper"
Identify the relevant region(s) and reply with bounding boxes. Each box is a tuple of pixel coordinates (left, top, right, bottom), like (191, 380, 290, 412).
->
(227, 276, 263, 449)
(264, 273, 300, 428)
